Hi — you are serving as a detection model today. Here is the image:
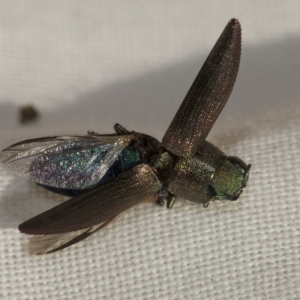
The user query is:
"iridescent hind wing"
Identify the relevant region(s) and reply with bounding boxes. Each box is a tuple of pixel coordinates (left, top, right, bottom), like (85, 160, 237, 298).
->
(0, 134, 134, 189)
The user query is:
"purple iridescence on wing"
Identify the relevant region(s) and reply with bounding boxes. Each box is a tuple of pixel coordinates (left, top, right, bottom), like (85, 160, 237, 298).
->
(29, 143, 111, 189)
(0, 135, 132, 189)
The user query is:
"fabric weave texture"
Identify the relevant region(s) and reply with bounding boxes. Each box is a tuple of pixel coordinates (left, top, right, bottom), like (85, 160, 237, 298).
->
(0, 1, 300, 299)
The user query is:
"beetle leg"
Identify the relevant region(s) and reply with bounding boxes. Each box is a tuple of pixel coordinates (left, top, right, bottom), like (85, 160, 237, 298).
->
(155, 188, 169, 206)
(114, 123, 130, 134)
(167, 193, 177, 209)
(155, 191, 177, 208)
(155, 197, 165, 206)
(203, 201, 210, 208)
(87, 130, 99, 135)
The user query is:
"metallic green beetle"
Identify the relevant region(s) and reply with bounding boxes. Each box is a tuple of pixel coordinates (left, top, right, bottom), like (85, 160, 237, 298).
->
(0, 19, 250, 254)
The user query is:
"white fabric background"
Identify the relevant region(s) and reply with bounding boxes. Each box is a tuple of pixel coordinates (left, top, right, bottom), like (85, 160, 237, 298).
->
(0, 1, 300, 299)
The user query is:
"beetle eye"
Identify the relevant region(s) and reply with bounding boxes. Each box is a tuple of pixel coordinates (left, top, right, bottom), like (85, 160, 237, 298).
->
(227, 156, 247, 171)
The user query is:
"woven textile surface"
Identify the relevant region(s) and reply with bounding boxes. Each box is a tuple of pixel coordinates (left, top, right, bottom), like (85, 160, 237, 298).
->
(0, 1, 300, 299)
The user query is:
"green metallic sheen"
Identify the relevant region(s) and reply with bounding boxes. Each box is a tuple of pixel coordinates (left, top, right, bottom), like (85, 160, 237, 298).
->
(167, 195, 177, 209)
(166, 141, 250, 205)
(119, 147, 142, 172)
(153, 152, 174, 181)
(154, 152, 173, 169)
(211, 159, 244, 200)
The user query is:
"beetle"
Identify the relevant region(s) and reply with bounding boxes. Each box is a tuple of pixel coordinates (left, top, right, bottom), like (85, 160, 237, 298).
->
(0, 19, 250, 254)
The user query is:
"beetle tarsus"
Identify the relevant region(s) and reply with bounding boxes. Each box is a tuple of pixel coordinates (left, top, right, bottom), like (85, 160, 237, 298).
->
(114, 123, 130, 134)
(167, 193, 177, 209)
(203, 201, 210, 208)
(87, 130, 99, 135)
(155, 197, 165, 206)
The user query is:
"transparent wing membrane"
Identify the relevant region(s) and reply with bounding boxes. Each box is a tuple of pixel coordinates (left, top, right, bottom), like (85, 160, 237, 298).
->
(29, 217, 117, 255)
(0, 135, 133, 189)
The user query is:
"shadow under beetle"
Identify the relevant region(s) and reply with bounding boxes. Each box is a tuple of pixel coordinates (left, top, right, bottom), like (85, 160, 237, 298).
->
(0, 19, 251, 254)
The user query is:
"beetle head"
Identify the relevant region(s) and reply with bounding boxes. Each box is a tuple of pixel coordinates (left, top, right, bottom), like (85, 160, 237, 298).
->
(209, 156, 251, 201)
